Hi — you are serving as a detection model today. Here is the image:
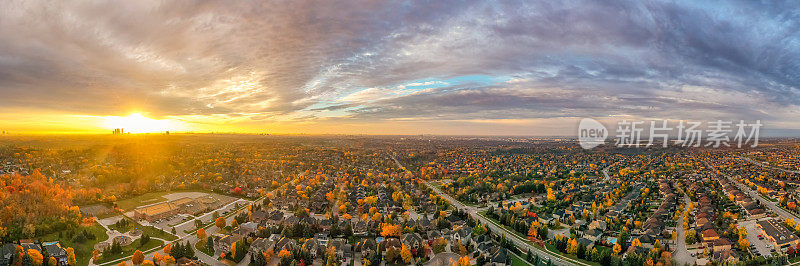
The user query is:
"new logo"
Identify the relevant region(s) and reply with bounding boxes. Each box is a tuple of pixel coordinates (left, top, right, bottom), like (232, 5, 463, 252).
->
(578, 118, 607, 149)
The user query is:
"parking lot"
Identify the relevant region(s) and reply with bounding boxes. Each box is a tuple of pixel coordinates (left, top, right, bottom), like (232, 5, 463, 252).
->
(148, 197, 250, 237)
(742, 219, 774, 257)
(127, 192, 249, 237)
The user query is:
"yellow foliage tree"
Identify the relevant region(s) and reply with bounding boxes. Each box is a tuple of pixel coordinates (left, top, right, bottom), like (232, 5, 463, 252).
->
(27, 249, 43, 266)
(132, 250, 144, 265)
(66, 247, 76, 266)
(401, 244, 412, 264)
(613, 243, 622, 254)
(457, 255, 470, 266)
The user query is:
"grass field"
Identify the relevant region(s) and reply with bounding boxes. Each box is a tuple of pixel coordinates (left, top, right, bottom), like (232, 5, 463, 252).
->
(544, 244, 600, 266)
(39, 222, 108, 266)
(110, 216, 177, 241)
(115, 191, 171, 211)
(94, 238, 164, 264)
(141, 224, 177, 241)
(511, 252, 531, 266)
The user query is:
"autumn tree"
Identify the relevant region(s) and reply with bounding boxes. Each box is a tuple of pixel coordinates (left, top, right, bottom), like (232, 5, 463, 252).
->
(380, 224, 402, 237)
(27, 249, 43, 266)
(215, 217, 226, 229)
(528, 222, 538, 239)
(161, 256, 175, 265)
(132, 250, 144, 265)
(197, 228, 207, 241)
(738, 238, 750, 251)
(457, 256, 470, 266)
(401, 244, 412, 264)
(613, 243, 622, 254)
(66, 247, 76, 266)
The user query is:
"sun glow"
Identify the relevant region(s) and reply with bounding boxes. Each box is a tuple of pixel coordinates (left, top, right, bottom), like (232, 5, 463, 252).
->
(104, 113, 174, 133)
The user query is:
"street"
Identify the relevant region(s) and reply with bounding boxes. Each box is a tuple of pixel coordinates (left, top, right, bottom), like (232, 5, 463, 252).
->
(672, 193, 693, 265)
(425, 181, 586, 266)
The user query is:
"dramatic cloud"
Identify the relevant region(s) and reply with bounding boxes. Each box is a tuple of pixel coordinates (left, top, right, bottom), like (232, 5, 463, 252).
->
(0, 0, 798, 134)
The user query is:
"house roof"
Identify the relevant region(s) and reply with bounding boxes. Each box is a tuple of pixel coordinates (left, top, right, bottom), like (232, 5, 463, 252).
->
(701, 229, 719, 238)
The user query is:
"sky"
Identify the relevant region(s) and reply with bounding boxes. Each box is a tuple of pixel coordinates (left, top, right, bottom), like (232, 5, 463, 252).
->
(0, 0, 798, 135)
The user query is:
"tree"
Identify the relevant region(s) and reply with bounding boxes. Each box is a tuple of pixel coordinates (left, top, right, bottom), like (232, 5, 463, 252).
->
(457, 256, 470, 266)
(66, 247, 76, 266)
(27, 249, 43, 266)
(132, 250, 144, 265)
(613, 243, 622, 254)
(432, 237, 447, 254)
(738, 238, 750, 251)
(278, 249, 292, 260)
(205, 236, 215, 254)
(567, 238, 578, 254)
(163, 243, 172, 254)
(386, 247, 400, 264)
(685, 230, 697, 245)
(400, 244, 412, 264)
(380, 224, 402, 237)
(326, 246, 339, 266)
(528, 222, 538, 239)
(215, 217, 226, 229)
(48, 257, 56, 266)
(196, 228, 207, 241)
(141, 261, 154, 266)
(161, 256, 175, 264)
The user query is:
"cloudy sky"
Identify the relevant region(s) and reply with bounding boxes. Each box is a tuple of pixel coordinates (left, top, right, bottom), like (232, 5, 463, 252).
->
(0, 0, 798, 135)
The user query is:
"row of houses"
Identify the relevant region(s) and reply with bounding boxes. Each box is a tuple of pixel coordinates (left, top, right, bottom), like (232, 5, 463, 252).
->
(0, 241, 69, 266)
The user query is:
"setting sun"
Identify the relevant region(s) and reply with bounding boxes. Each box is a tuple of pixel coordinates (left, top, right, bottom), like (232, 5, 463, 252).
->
(104, 113, 175, 134)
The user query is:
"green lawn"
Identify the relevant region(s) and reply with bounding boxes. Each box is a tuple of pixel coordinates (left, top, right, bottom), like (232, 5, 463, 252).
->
(140, 225, 177, 241)
(39, 222, 108, 266)
(477, 211, 530, 241)
(115, 191, 170, 211)
(95, 209, 122, 220)
(510, 252, 531, 266)
(109, 219, 134, 233)
(195, 240, 214, 256)
(108, 216, 177, 241)
(543, 244, 600, 266)
(95, 238, 164, 264)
